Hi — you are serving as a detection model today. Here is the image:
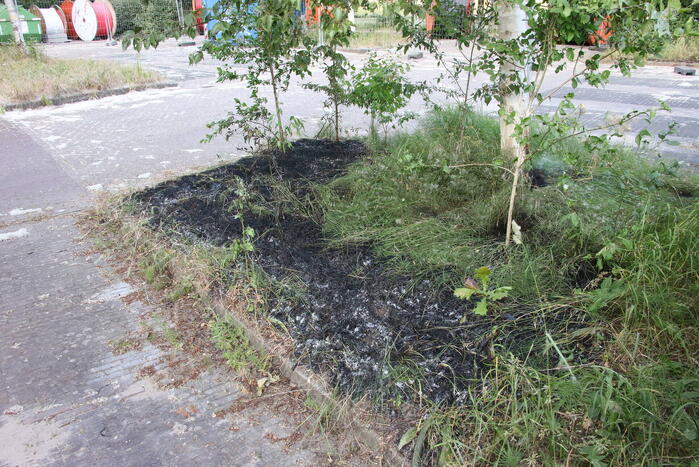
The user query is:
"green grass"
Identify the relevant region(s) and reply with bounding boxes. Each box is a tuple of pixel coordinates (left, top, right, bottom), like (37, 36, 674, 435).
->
(210, 315, 268, 372)
(0, 45, 160, 104)
(655, 35, 699, 62)
(313, 107, 699, 465)
(320, 109, 694, 302)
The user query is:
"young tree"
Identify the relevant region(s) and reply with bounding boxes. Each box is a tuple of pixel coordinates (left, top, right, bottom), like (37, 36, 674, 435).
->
(348, 54, 417, 141)
(123, 0, 312, 151)
(201, 0, 312, 149)
(304, 0, 355, 141)
(392, 0, 686, 245)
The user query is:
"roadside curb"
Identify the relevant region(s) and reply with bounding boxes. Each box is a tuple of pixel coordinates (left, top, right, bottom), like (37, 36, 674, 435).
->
(338, 47, 371, 54)
(208, 298, 409, 465)
(2, 81, 178, 112)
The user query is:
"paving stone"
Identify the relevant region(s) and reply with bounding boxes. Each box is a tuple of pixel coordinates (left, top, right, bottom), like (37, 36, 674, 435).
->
(674, 66, 696, 76)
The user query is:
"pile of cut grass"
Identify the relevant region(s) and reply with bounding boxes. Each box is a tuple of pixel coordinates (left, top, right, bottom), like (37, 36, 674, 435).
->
(314, 108, 699, 465)
(0, 45, 160, 104)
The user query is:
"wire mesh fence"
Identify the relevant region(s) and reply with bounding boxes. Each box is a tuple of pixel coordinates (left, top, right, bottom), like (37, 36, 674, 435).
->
(17, 0, 192, 37)
(12, 0, 410, 48)
(350, 14, 403, 49)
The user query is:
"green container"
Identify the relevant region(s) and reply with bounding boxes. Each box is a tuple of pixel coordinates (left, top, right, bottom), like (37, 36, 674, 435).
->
(0, 5, 42, 44)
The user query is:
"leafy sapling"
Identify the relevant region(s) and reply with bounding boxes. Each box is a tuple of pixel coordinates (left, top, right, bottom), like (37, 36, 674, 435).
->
(304, 0, 355, 141)
(348, 54, 417, 141)
(454, 267, 511, 318)
(123, 0, 312, 152)
(200, 0, 312, 151)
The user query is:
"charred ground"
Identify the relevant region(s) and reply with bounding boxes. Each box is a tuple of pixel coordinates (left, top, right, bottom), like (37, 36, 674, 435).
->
(133, 139, 546, 405)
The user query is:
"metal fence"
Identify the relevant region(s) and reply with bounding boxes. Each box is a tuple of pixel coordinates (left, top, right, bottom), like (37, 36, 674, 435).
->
(16, 0, 409, 47)
(19, 0, 191, 37)
(350, 14, 403, 49)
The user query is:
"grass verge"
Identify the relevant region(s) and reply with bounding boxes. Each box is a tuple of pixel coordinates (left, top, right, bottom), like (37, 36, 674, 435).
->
(0, 45, 160, 104)
(314, 108, 698, 465)
(654, 35, 699, 62)
(87, 107, 698, 465)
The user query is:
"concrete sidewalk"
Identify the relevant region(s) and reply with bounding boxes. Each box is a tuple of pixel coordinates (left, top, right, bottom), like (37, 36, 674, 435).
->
(0, 120, 333, 466)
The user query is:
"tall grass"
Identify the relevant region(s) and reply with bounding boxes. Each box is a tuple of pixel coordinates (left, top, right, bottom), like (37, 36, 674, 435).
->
(315, 107, 699, 464)
(320, 108, 693, 303)
(0, 45, 160, 104)
(655, 35, 699, 62)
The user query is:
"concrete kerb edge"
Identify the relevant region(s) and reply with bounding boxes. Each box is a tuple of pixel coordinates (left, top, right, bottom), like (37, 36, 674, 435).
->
(2, 81, 178, 111)
(208, 299, 408, 465)
(338, 47, 371, 54)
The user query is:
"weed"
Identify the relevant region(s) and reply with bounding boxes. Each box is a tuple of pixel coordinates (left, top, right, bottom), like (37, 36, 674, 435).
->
(209, 315, 267, 372)
(140, 250, 173, 289)
(166, 279, 194, 302)
(454, 267, 512, 317)
(160, 321, 182, 349)
(303, 392, 351, 436)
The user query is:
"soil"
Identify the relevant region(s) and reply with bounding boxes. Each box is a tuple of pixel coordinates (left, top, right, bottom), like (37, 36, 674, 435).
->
(134, 139, 506, 406)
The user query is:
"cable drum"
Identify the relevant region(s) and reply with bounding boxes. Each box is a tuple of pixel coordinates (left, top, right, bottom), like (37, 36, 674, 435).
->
(59, 0, 78, 39)
(72, 0, 97, 41)
(30, 5, 69, 43)
(92, 0, 116, 38)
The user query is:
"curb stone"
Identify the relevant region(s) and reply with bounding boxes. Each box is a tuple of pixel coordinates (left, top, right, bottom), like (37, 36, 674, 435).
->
(208, 299, 409, 465)
(128, 233, 409, 464)
(338, 47, 371, 54)
(674, 66, 696, 76)
(2, 81, 178, 111)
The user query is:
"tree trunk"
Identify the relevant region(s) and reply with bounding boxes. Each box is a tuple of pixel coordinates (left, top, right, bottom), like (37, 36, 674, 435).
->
(498, 0, 527, 247)
(334, 99, 340, 141)
(268, 64, 286, 147)
(4, 0, 27, 53)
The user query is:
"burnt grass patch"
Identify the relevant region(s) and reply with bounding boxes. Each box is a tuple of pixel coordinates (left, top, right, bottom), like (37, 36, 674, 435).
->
(132, 139, 565, 406)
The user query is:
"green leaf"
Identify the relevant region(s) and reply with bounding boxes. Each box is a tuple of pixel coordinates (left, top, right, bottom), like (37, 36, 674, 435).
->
(635, 129, 651, 146)
(454, 288, 477, 300)
(398, 427, 418, 450)
(474, 266, 492, 283)
(474, 298, 488, 316)
(489, 287, 512, 301)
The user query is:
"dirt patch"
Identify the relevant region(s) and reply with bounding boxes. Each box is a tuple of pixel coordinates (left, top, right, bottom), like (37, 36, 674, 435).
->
(133, 139, 510, 405)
